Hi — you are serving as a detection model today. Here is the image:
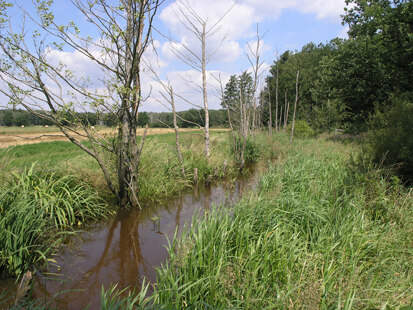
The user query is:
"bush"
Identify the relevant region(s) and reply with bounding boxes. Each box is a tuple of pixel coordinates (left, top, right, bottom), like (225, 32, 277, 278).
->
(288, 119, 316, 138)
(231, 135, 261, 166)
(368, 95, 413, 182)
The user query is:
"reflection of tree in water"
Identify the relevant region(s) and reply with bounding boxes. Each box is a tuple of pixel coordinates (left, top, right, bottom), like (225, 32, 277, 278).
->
(34, 211, 149, 309)
(32, 171, 259, 309)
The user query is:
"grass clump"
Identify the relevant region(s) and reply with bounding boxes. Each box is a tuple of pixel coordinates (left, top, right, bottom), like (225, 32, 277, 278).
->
(150, 137, 413, 309)
(0, 165, 110, 277)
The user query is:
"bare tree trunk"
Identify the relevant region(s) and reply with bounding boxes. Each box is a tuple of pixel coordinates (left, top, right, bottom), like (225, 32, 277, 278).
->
(252, 98, 256, 133)
(275, 64, 279, 132)
(290, 70, 300, 145)
(201, 23, 210, 159)
(284, 91, 289, 130)
(279, 102, 283, 132)
(170, 86, 185, 176)
(268, 87, 272, 136)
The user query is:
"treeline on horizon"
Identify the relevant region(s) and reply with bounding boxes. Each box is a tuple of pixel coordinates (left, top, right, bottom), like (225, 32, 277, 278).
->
(0, 108, 228, 128)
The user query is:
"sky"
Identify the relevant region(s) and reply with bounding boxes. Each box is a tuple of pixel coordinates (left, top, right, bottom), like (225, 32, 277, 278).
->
(3, 0, 350, 113)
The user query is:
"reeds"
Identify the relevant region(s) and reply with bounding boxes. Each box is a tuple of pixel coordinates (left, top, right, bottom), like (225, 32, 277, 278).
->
(0, 165, 110, 276)
(150, 137, 413, 309)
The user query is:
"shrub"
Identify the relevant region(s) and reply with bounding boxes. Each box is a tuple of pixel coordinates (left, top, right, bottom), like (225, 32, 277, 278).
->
(288, 119, 316, 138)
(368, 94, 413, 182)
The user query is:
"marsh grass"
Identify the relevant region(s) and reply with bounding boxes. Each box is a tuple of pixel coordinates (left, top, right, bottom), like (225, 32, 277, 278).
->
(150, 136, 413, 309)
(0, 165, 110, 277)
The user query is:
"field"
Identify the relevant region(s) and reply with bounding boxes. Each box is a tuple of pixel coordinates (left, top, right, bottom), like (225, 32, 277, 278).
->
(0, 126, 216, 148)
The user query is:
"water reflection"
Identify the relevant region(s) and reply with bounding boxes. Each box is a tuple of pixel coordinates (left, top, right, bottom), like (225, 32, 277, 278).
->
(29, 171, 258, 309)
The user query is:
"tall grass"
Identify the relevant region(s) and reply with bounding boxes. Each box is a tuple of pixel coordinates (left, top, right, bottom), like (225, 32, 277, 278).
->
(0, 165, 110, 276)
(150, 137, 413, 309)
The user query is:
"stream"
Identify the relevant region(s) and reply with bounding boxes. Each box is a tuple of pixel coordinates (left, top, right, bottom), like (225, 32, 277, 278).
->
(1, 170, 259, 309)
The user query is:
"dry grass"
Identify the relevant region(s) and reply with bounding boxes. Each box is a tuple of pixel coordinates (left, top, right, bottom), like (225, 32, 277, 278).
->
(0, 126, 227, 148)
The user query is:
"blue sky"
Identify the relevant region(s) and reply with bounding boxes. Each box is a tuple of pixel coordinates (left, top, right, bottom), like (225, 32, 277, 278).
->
(141, 0, 349, 111)
(3, 0, 350, 112)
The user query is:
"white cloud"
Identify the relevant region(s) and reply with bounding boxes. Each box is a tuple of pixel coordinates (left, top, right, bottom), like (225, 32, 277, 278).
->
(243, 0, 347, 21)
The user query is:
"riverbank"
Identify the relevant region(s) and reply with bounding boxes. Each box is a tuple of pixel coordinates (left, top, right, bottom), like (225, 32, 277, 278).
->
(149, 136, 412, 309)
(0, 130, 277, 307)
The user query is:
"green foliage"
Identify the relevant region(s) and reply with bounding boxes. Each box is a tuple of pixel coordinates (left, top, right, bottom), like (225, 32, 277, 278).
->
(137, 112, 149, 128)
(288, 119, 315, 137)
(0, 165, 109, 276)
(100, 284, 150, 310)
(151, 138, 413, 309)
(221, 72, 254, 130)
(368, 94, 413, 182)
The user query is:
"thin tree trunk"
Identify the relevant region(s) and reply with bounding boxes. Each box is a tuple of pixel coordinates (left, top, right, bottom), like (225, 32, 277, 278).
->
(170, 86, 185, 176)
(252, 97, 256, 133)
(290, 70, 300, 145)
(201, 23, 210, 159)
(275, 65, 279, 132)
(268, 87, 272, 136)
(284, 91, 289, 130)
(279, 102, 283, 133)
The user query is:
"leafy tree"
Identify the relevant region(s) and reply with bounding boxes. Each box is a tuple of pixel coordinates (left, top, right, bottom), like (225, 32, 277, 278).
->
(2, 110, 13, 126)
(221, 72, 254, 131)
(0, 1, 161, 207)
(137, 112, 149, 128)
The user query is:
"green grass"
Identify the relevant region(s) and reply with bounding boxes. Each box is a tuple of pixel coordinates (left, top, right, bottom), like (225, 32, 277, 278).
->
(0, 165, 111, 277)
(2, 130, 268, 203)
(148, 135, 413, 309)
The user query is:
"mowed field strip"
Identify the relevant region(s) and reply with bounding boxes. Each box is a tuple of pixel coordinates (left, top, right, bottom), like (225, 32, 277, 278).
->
(0, 127, 225, 148)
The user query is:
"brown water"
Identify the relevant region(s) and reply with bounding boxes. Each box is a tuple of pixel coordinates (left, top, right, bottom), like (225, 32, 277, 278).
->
(15, 172, 259, 309)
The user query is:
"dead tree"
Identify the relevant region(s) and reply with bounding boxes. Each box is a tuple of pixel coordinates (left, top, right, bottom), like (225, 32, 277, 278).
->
(290, 70, 300, 144)
(268, 86, 272, 136)
(0, 0, 161, 208)
(165, 0, 236, 159)
(145, 62, 186, 176)
(275, 56, 279, 132)
(284, 91, 289, 130)
(246, 25, 266, 135)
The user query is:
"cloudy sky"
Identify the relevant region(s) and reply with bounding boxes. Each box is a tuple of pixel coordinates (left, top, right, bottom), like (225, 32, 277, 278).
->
(144, 0, 349, 112)
(5, 0, 350, 112)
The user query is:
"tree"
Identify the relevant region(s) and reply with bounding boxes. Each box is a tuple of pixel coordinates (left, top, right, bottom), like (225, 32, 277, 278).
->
(2, 110, 13, 126)
(165, 0, 236, 159)
(137, 112, 149, 128)
(0, 0, 161, 207)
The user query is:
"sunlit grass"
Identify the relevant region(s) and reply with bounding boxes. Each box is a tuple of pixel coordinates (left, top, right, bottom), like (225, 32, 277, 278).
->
(149, 136, 413, 309)
(0, 165, 111, 277)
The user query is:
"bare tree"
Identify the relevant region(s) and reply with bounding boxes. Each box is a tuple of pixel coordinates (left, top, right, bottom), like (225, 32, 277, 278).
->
(284, 91, 289, 130)
(274, 54, 279, 132)
(145, 62, 186, 176)
(0, 0, 162, 207)
(246, 25, 266, 134)
(164, 0, 236, 159)
(290, 70, 300, 144)
(268, 86, 272, 136)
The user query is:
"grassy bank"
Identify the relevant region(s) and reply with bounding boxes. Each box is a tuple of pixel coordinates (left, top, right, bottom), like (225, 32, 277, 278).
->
(0, 166, 111, 278)
(148, 136, 412, 309)
(1, 130, 275, 203)
(0, 131, 277, 280)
